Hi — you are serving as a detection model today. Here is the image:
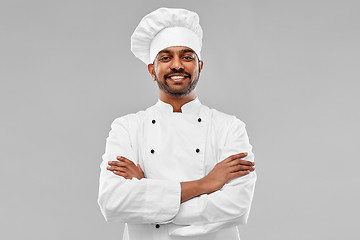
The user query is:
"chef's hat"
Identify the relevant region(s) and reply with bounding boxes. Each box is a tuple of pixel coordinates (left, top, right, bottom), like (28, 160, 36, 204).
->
(131, 7, 203, 64)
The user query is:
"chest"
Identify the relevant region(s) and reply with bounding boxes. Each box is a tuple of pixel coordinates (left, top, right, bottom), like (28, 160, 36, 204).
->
(137, 111, 221, 181)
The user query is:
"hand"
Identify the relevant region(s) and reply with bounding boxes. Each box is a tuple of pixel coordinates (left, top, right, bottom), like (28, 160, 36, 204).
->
(199, 152, 255, 194)
(107, 156, 145, 180)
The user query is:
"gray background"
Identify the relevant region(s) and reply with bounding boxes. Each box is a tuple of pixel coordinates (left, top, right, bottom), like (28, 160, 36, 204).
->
(1, 0, 359, 239)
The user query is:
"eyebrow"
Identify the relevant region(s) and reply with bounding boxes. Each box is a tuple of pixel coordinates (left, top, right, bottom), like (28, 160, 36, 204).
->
(158, 49, 171, 55)
(181, 49, 195, 54)
(157, 49, 195, 55)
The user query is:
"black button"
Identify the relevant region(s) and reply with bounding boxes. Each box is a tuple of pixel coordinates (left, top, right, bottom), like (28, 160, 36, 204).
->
(155, 224, 160, 228)
(198, 118, 201, 122)
(152, 119, 156, 124)
(196, 148, 200, 153)
(151, 149, 155, 154)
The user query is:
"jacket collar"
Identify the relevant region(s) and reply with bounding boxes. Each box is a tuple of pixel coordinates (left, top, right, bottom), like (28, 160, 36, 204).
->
(155, 97, 202, 115)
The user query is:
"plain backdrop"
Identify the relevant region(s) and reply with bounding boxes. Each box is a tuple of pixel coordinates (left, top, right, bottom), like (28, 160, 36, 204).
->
(1, 0, 359, 239)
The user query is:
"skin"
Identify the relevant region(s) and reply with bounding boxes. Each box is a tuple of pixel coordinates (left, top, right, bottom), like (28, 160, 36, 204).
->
(108, 153, 255, 202)
(107, 46, 255, 202)
(147, 46, 203, 112)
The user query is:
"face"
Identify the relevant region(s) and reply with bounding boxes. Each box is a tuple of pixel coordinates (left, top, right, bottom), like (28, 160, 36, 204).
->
(148, 46, 203, 96)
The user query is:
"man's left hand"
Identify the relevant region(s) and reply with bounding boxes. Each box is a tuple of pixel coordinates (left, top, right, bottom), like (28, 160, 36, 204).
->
(107, 156, 145, 180)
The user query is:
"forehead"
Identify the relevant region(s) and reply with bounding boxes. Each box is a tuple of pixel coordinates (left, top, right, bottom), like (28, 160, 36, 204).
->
(157, 46, 195, 55)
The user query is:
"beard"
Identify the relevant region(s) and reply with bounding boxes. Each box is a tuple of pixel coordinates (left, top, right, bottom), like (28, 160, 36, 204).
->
(154, 69, 200, 96)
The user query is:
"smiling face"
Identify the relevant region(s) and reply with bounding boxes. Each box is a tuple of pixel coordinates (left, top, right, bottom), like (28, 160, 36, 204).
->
(148, 46, 203, 97)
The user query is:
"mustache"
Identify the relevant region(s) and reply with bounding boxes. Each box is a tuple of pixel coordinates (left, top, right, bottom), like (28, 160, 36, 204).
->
(164, 69, 191, 78)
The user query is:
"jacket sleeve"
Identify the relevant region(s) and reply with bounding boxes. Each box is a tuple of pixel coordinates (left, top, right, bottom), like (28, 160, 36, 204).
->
(169, 117, 257, 236)
(97, 116, 181, 223)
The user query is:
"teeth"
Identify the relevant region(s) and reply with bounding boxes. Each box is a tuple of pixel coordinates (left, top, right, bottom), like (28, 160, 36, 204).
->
(170, 76, 185, 80)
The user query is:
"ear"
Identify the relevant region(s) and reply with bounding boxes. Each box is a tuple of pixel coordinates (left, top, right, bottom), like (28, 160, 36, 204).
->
(147, 64, 156, 81)
(198, 60, 204, 73)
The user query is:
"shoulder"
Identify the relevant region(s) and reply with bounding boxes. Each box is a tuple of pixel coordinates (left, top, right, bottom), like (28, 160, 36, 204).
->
(110, 104, 156, 130)
(205, 106, 251, 149)
(207, 106, 246, 129)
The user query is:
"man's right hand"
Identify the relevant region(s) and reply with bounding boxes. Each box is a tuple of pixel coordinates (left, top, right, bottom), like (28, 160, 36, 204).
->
(199, 152, 255, 194)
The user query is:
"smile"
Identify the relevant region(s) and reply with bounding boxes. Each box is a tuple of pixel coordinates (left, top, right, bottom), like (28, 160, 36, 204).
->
(166, 74, 190, 83)
(170, 76, 186, 80)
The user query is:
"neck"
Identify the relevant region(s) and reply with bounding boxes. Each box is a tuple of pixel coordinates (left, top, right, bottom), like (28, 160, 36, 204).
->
(159, 91, 196, 112)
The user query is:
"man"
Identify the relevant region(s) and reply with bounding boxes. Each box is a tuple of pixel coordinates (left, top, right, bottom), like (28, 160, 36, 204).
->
(98, 7, 256, 240)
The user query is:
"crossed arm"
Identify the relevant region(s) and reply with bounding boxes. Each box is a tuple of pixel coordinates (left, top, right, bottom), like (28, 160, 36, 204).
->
(107, 152, 255, 203)
(98, 116, 256, 235)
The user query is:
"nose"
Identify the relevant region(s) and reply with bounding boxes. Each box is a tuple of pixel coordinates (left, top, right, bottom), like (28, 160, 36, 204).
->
(170, 56, 184, 71)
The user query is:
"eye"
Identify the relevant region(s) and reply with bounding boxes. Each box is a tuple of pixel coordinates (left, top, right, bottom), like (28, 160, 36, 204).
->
(183, 56, 194, 61)
(159, 56, 170, 61)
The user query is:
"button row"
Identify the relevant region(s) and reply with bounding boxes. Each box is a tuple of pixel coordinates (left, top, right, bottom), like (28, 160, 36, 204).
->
(151, 118, 202, 124)
(150, 149, 200, 154)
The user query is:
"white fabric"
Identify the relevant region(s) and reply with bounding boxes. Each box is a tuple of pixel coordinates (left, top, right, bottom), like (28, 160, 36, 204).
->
(98, 98, 257, 240)
(131, 8, 203, 64)
(149, 26, 201, 64)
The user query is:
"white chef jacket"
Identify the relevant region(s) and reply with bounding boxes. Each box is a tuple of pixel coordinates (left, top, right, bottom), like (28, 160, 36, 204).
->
(98, 97, 257, 240)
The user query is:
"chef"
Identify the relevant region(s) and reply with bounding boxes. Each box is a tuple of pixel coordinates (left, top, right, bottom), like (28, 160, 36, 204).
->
(98, 7, 257, 240)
